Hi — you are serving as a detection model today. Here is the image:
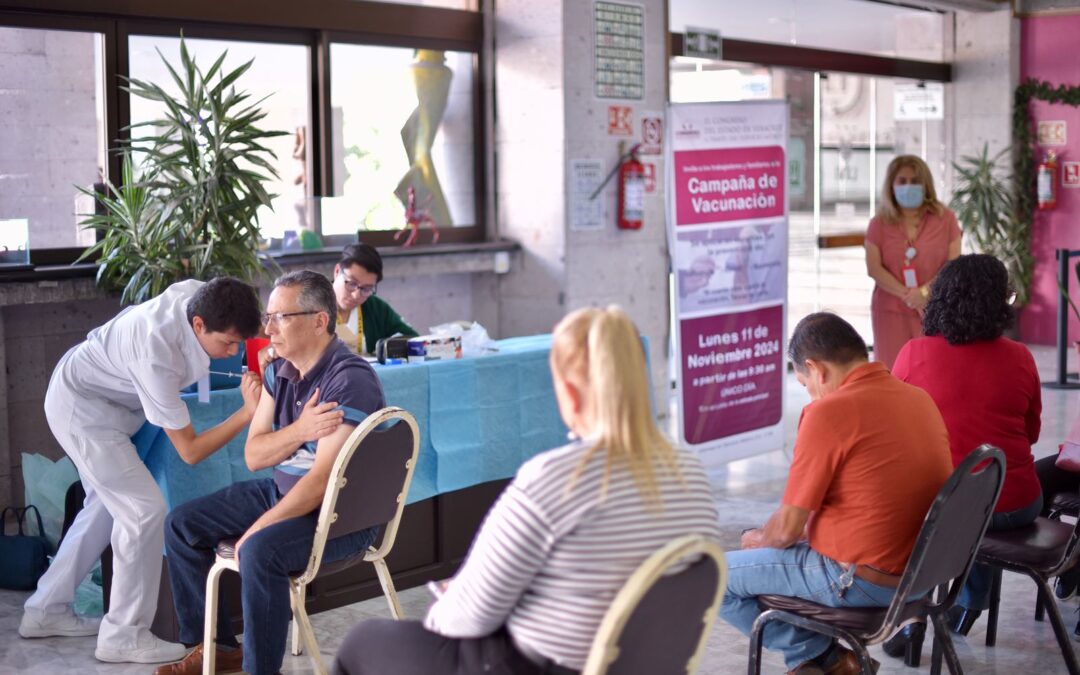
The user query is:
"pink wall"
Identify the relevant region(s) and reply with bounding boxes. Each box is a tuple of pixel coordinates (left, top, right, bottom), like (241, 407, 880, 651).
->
(1019, 15, 1080, 344)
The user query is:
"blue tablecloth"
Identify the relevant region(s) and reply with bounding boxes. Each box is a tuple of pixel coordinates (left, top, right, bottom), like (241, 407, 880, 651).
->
(136, 335, 571, 507)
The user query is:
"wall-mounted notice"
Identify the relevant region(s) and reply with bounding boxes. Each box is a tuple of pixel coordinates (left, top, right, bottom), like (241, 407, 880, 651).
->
(1064, 161, 1080, 189)
(569, 159, 605, 231)
(667, 100, 789, 469)
(893, 83, 944, 121)
(1038, 120, 1067, 146)
(594, 1, 644, 100)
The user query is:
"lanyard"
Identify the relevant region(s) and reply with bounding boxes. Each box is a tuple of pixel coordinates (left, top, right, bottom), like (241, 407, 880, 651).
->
(337, 308, 365, 354)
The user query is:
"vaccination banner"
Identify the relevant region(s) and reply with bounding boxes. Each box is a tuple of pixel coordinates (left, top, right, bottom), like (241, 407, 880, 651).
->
(667, 100, 788, 469)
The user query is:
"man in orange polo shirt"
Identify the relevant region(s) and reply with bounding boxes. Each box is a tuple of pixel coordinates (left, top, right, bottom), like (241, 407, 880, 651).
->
(719, 313, 952, 675)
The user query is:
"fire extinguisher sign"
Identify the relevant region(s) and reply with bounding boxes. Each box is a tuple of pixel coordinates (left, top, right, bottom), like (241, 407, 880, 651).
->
(667, 100, 789, 467)
(1064, 161, 1080, 189)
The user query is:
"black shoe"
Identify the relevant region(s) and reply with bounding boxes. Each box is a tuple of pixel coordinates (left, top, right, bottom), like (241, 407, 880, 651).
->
(946, 606, 981, 636)
(882, 621, 925, 667)
(1057, 566, 1080, 600)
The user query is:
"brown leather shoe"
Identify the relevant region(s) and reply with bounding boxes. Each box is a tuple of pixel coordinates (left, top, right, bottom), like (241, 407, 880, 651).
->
(823, 646, 879, 675)
(152, 643, 244, 675)
(787, 645, 879, 675)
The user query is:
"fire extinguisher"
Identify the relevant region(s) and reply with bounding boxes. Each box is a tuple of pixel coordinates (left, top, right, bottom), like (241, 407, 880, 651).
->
(617, 144, 645, 230)
(1038, 150, 1058, 211)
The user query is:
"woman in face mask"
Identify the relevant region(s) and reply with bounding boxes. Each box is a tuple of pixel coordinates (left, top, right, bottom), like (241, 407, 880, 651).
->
(864, 155, 961, 368)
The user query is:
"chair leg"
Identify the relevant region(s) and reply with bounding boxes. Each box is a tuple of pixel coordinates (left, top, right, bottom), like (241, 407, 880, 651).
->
(929, 610, 964, 675)
(373, 557, 404, 620)
(845, 640, 877, 675)
(203, 561, 228, 675)
(290, 584, 306, 656)
(747, 613, 768, 675)
(1034, 574, 1080, 675)
(986, 567, 1003, 647)
(292, 596, 327, 675)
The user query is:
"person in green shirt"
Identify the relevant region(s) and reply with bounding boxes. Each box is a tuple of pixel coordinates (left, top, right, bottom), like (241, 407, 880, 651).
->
(332, 243, 419, 354)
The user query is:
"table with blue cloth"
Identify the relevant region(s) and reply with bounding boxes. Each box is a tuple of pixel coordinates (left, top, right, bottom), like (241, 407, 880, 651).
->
(136, 334, 568, 507)
(124, 335, 576, 636)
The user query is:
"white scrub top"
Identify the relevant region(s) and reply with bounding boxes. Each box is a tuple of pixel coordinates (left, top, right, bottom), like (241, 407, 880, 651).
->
(51, 279, 211, 436)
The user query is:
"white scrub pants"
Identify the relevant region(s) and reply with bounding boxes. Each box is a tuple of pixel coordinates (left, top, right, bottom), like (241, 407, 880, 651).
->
(25, 379, 167, 651)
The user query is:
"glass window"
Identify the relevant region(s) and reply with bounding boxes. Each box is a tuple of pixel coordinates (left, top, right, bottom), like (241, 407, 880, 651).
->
(127, 35, 312, 242)
(0, 26, 105, 253)
(327, 44, 476, 237)
(670, 0, 947, 61)
(670, 59, 947, 347)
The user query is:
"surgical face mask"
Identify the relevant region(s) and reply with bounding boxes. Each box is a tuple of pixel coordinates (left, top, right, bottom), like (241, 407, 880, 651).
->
(893, 183, 925, 209)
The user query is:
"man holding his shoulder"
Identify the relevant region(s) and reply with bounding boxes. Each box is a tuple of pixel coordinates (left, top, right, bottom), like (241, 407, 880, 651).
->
(720, 313, 953, 675)
(20, 278, 264, 664)
(157, 270, 386, 675)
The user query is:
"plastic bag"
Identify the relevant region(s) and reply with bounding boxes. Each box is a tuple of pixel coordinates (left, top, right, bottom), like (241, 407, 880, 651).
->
(429, 321, 497, 358)
(21, 453, 79, 549)
(74, 563, 103, 617)
(22, 453, 104, 616)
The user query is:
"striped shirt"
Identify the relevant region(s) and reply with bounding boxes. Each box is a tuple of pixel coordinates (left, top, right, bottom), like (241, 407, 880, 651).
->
(423, 438, 722, 670)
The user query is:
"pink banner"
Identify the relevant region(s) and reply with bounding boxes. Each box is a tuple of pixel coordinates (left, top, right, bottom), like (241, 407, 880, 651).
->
(673, 146, 785, 226)
(679, 305, 784, 445)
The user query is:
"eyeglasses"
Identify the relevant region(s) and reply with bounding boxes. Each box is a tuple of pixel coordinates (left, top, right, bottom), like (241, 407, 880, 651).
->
(260, 310, 319, 327)
(339, 273, 377, 296)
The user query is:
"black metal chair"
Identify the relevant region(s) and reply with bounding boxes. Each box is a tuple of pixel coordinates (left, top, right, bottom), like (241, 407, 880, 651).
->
(582, 535, 727, 675)
(747, 445, 1006, 675)
(977, 497, 1080, 675)
(204, 407, 420, 675)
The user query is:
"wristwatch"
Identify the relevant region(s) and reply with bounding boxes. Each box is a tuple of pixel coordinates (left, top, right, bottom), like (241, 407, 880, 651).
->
(919, 285, 929, 299)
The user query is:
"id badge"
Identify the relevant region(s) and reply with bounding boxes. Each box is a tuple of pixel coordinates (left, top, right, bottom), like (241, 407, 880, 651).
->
(902, 265, 918, 289)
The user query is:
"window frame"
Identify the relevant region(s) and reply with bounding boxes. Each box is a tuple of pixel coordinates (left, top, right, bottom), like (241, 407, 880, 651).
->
(0, 0, 485, 269)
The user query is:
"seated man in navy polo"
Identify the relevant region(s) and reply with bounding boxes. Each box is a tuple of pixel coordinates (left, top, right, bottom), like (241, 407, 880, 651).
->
(157, 270, 386, 675)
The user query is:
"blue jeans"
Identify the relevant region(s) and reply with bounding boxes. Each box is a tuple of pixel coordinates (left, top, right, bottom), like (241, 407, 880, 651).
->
(959, 491, 1043, 611)
(720, 543, 900, 670)
(164, 478, 378, 675)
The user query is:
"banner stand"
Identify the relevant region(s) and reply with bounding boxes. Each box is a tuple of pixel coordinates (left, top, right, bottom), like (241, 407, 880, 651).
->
(666, 101, 790, 471)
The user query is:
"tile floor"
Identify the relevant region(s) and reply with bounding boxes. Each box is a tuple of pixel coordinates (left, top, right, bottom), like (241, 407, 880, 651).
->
(2, 345, 1079, 674)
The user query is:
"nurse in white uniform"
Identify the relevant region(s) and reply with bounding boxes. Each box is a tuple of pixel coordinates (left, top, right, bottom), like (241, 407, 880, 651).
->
(19, 278, 264, 664)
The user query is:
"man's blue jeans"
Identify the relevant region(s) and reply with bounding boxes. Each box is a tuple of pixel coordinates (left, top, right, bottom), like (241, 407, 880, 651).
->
(164, 478, 378, 675)
(720, 543, 899, 670)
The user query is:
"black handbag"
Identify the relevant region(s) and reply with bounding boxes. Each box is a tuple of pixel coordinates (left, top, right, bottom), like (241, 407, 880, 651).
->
(0, 505, 50, 590)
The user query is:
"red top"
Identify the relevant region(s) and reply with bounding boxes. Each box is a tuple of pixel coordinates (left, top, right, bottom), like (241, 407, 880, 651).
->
(783, 363, 953, 575)
(865, 209, 961, 316)
(893, 335, 1042, 513)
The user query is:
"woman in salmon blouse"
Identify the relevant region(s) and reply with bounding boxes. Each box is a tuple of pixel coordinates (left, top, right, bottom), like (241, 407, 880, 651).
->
(864, 155, 961, 368)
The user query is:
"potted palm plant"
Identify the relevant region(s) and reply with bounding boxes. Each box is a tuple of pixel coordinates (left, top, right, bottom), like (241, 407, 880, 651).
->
(79, 38, 286, 304)
(950, 143, 1033, 307)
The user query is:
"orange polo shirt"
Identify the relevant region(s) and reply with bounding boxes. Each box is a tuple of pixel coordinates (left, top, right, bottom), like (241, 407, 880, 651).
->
(783, 362, 953, 575)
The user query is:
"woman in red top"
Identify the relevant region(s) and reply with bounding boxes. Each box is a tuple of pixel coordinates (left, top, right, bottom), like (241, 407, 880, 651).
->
(865, 155, 961, 369)
(889, 254, 1042, 655)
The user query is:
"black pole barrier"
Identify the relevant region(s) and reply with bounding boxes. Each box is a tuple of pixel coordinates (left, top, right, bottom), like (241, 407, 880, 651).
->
(1044, 248, 1080, 389)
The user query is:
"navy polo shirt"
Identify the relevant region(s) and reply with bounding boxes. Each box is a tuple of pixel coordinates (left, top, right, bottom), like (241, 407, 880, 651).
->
(263, 337, 385, 493)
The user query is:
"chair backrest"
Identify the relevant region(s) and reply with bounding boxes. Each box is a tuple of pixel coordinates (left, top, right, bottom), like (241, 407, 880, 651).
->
(582, 535, 727, 675)
(871, 444, 1005, 639)
(296, 407, 419, 584)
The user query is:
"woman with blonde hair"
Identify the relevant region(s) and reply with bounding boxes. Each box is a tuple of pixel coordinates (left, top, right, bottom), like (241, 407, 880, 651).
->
(864, 155, 961, 368)
(331, 306, 722, 675)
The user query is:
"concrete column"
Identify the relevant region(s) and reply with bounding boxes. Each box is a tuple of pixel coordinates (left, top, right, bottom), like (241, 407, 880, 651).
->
(952, 10, 1021, 164)
(495, 0, 670, 406)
